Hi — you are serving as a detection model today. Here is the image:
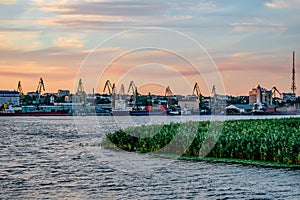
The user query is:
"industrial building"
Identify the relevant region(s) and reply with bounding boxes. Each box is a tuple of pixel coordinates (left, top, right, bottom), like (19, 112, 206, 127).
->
(249, 85, 273, 105)
(282, 93, 296, 102)
(0, 90, 20, 106)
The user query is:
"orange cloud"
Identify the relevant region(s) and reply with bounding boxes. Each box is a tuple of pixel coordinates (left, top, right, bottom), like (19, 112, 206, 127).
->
(53, 36, 85, 48)
(0, 0, 17, 4)
(0, 32, 41, 50)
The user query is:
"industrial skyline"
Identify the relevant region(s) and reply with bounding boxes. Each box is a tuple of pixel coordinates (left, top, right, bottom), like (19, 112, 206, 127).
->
(0, 0, 299, 96)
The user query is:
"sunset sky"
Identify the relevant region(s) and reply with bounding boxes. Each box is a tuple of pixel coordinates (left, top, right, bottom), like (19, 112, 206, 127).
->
(0, 0, 299, 96)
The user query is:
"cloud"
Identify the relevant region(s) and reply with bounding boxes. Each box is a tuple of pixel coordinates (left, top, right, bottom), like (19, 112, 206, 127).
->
(34, 1, 199, 30)
(0, 32, 42, 50)
(170, 2, 216, 10)
(0, 0, 17, 4)
(214, 51, 291, 74)
(53, 36, 85, 48)
(33, 0, 168, 17)
(230, 52, 253, 58)
(265, 0, 289, 8)
(0, 47, 87, 72)
(231, 22, 287, 32)
(0, 27, 41, 32)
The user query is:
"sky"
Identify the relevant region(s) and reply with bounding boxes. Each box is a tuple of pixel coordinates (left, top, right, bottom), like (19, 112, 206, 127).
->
(0, 0, 299, 96)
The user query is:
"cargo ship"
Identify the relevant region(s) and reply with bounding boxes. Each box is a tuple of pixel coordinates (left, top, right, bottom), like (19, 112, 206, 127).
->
(128, 105, 181, 116)
(129, 110, 168, 116)
(0, 109, 69, 116)
(0, 105, 70, 116)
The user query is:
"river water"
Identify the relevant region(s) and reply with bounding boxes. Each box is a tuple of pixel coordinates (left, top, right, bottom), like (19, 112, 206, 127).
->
(0, 115, 299, 199)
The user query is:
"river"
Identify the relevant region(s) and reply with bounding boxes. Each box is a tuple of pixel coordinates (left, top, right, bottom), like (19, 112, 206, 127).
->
(0, 115, 299, 199)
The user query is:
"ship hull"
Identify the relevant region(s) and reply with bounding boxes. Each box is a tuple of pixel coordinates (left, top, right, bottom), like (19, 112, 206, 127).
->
(0, 110, 70, 116)
(129, 110, 168, 116)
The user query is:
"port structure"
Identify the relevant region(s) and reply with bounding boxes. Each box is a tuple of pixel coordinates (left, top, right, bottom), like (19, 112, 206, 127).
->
(128, 81, 138, 102)
(211, 85, 216, 104)
(33, 78, 45, 105)
(103, 80, 116, 108)
(193, 83, 202, 105)
(119, 84, 125, 96)
(76, 79, 86, 105)
(103, 80, 116, 95)
(17, 81, 23, 95)
(17, 81, 24, 105)
(270, 86, 282, 106)
(36, 78, 45, 98)
(165, 86, 176, 108)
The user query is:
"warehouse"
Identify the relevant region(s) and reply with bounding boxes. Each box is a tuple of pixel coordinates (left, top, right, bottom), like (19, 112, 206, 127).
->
(0, 90, 20, 106)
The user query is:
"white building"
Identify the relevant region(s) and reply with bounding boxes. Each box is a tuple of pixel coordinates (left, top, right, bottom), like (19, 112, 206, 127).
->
(0, 90, 20, 106)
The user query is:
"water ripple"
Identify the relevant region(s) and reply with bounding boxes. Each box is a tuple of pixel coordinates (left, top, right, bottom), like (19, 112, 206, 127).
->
(0, 116, 299, 199)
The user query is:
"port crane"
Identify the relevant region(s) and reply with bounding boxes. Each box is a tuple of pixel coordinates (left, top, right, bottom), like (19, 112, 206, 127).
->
(17, 81, 23, 95)
(76, 79, 86, 104)
(164, 86, 181, 114)
(211, 85, 216, 103)
(34, 78, 45, 104)
(271, 87, 282, 105)
(271, 87, 281, 98)
(103, 80, 116, 95)
(118, 84, 125, 101)
(103, 80, 116, 108)
(119, 84, 125, 96)
(165, 86, 175, 108)
(17, 81, 24, 105)
(193, 83, 202, 104)
(128, 81, 138, 101)
(165, 86, 173, 97)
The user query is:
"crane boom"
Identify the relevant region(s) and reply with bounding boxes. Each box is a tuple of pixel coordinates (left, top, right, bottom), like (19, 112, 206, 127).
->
(211, 85, 216, 103)
(76, 79, 86, 104)
(193, 83, 201, 104)
(128, 81, 138, 103)
(103, 80, 116, 95)
(272, 87, 281, 98)
(36, 78, 45, 101)
(17, 81, 23, 95)
(119, 84, 125, 95)
(164, 86, 174, 108)
(36, 78, 45, 94)
(165, 86, 173, 96)
(128, 81, 136, 93)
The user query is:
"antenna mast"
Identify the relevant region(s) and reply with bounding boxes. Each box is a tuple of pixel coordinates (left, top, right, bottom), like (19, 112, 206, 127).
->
(291, 51, 296, 94)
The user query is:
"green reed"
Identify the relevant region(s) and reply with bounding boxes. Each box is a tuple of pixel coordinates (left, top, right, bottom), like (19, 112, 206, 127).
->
(101, 118, 300, 165)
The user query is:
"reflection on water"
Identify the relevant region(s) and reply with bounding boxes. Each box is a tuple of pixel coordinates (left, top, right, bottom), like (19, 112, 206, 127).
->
(0, 116, 299, 199)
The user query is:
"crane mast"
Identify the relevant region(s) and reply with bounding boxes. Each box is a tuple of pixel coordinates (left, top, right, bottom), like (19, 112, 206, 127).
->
(165, 86, 173, 96)
(76, 79, 86, 104)
(271, 86, 282, 106)
(119, 84, 125, 96)
(165, 86, 174, 107)
(103, 80, 116, 109)
(17, 81, 24, 105)
(128, 81, 138, 101)
(103, 80, 115, 95)
(17, 81, 23, 95)
(36, 78, 45, 101)
(211, 85, 216, 103)
(193, 83, 201, 104)
(271, 87, 281, 98)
